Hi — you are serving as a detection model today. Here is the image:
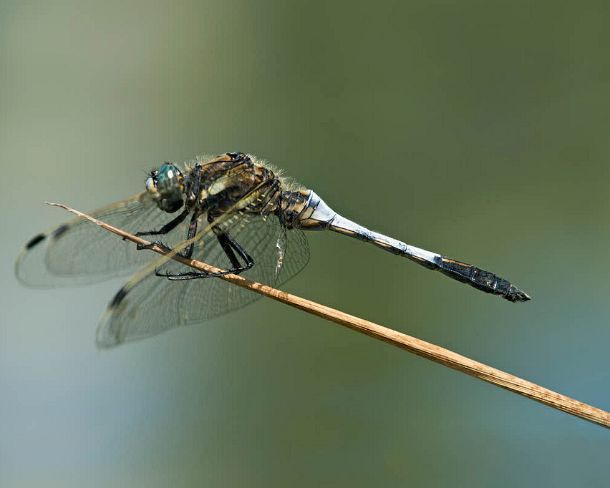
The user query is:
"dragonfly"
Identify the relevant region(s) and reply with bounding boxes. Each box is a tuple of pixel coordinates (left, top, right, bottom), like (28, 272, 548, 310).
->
(16, 152, 530, 347)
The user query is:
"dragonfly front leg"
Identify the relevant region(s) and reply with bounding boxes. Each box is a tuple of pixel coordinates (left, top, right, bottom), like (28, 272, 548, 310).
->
(138, 209, 200, 261)
(134, 208, 190, 250)
(145, 210, 200, 254)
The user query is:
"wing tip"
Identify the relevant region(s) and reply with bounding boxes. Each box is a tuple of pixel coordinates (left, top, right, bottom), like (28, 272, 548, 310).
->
(15, 234, 50, 288)
(95, 309, 123, 349)
(96, 286, 134, 349)
(109, 287, 128, 308)
(25, 233, 46, 250)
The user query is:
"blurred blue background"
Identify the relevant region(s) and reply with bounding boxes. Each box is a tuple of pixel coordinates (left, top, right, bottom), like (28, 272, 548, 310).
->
(2, 0, 610, 486)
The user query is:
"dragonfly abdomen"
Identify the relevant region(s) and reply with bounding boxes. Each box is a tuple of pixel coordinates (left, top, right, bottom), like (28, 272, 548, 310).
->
(281, 189, 530, 302)
(351, 219, 531, 301)
(335, 215, 531, 302)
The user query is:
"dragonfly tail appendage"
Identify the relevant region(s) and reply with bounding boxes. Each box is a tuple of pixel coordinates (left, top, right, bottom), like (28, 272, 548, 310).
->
(436, 257, 531, 302)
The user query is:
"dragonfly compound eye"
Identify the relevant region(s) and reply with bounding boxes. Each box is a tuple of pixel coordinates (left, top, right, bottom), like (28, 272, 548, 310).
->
(152, 163, 184, 213)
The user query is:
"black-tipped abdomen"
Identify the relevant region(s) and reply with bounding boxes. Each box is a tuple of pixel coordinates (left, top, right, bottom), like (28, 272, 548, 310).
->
(437, 257, 531, 302)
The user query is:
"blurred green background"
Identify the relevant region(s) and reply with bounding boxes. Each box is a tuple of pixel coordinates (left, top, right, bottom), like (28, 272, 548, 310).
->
(2, 0, 610, 486)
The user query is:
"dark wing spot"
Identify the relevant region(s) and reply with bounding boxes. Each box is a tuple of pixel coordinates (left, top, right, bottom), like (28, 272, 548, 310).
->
(110, 287, 128, 308)
(25, 233, 46, 249)
(52, 224, 69, 239)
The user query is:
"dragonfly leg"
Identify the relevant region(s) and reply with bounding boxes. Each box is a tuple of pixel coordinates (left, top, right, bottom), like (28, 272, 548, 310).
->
(141, 208, 200, 251)
(215, 231, 255, 273)
(134, 208, 190, 250)
(155, 231, 254, 281)
(178, 211, 200, 259)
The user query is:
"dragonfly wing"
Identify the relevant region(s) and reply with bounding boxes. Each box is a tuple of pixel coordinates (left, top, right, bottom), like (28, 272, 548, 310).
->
(96, 213, 310, 348)
(175, 213, 310, 323)
(15, 192, 190, 287)
(275, 222, 310, 286)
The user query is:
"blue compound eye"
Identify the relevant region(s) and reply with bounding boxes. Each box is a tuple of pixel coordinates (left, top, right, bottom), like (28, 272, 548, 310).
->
(157, 163, 180, 187)
(148, 163, 184, 213)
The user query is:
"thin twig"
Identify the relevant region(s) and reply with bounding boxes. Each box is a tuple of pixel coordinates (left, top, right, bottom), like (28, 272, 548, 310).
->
(48, 201, 610, 429)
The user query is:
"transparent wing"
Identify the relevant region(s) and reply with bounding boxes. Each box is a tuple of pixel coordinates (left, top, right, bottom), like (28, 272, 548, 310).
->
(15, 192, 191, 287)
(96, 212, 310, 348)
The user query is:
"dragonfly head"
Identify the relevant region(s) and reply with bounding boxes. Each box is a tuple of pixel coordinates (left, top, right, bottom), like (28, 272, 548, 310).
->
(145, 163, 185, 213)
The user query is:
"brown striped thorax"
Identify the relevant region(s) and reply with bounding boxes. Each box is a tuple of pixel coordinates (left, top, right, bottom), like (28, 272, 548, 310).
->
(144, 152, 335, 229)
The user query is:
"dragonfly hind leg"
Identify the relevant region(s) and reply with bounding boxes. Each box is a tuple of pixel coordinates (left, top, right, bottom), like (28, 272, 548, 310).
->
(156, 231, 254, 281)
